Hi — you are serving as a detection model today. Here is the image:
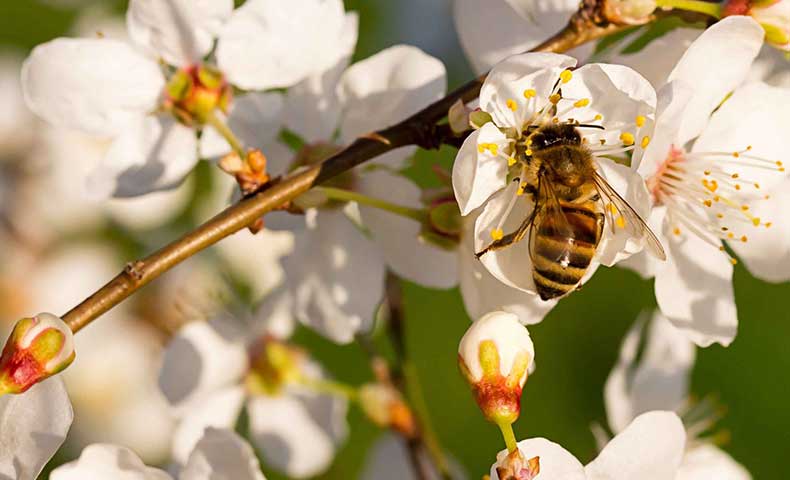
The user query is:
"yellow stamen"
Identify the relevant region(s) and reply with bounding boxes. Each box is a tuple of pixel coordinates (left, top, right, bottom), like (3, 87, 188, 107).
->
(549, 94, 561, 104)
(523, 89, 537, 99)
(491, 228, 504, 241)
(574, 98, 590, 108)
(620, 132, 635, 146)
(507, 156, 517, 167)
(560, 70, 573, 83)
(635, 115, 646, 127)
(641, 136, 651, 148)
(506, 99, 518, 111)
(752, 217, 761, 226)
(594, 114, 603, 121)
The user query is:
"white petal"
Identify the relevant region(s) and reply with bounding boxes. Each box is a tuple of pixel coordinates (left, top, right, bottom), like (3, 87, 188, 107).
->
(171, 386, 246, 464)
(360, 433, 465, 480)
(217, 0, 357, 90)
(636, 81, 694, 177)
(654, 230, 737, 347)
(595, 158, 656, 266)
(585, 411, 686, 480)
(0, 378, 73, 480)
(459, 211, 555, 324)
(691, 82, 790, 193)
(252, 286, 296, 340)
(22, 38, 163, 137)
(676, 445, 751, 480)
(339, 45, 446, 168)
(247, 390, 348, 478)
(454, 0, 587, 74)
(356, 170, 458, 288)
(126, 0, 233, 66)
(729, 180, 790, 282)
(475, 181, 538, 293)
(617, 207, 667, 279)
(50, 444, 172, 480)
(88, 115, 198, 198)
(605, 312, 695, 434)
(181, 428, 265, 480)
(453, 124, 510, 216)
(608, 28, 700, 89)
(158, 318, 248, 411)
(479, 53, 576, 130)
(284, 209, 385, 343)
(199, 92, 284, 161)
(668, 16, 765, 145)
(491, 438, 585, 480)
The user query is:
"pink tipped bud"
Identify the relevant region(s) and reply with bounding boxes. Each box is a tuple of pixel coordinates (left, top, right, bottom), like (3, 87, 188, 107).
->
(0, 313, 75, 395)
(725, 0, 790, 50)
(458, 311, 534, 426)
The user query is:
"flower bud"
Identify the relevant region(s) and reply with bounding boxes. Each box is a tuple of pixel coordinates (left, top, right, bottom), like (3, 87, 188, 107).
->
(494, 449, 541, 480)
(458, 311, 534, 426)
(164, 64, 232, 125)
(725, 0, 790, 50)
(449, 99, 473, 135)
(421, 198, 462, 250)
(359, 383, 417, 438)
(602, 0, 657, 24)
(0, 313, 75, 395)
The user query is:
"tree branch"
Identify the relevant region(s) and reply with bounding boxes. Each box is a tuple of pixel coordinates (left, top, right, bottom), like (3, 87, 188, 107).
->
(62, 15, 633, 333)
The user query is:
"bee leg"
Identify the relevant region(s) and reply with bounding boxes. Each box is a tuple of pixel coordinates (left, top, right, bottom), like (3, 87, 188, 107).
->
(475, 215, 534, 259)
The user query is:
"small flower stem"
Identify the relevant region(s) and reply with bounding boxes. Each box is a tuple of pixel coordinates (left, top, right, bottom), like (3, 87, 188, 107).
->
(296, 376, 359, 401)
(497, 420, 519, 454)
(204, 110, 246, 158)
(654, 0, 722, 18)
(317, 187, 428, 223)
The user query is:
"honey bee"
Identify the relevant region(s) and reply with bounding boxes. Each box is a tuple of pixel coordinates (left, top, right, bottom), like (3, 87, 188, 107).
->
(476, 122, 666, 301)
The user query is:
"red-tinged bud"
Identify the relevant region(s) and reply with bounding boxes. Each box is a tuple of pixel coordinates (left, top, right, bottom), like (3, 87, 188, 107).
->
(458, 312, 534, 426)
(495, 450, 541, 480)
(725, 0, 790, 50)
(164, 64, 233, 125)
(359, 383, 417, 438)
(219, 149, 271, 196)
(0, 313, 75, 395)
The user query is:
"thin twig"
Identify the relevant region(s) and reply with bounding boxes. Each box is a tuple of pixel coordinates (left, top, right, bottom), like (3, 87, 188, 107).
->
(61, 15, 631, 333)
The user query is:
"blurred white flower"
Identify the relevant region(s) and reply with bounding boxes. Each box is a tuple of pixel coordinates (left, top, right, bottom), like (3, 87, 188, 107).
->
(0, 53, 36, 158)
(453, 52, 657, 296)
(0, 377, 73, 480)
(724, 0, 790, 51)
(50, 428, 265, 480)
(624, 17, 790, 347)
(490, 411, 686, 479)
(22, 0, 356, 198)
(158, 297, 348, 478)
(360, 433, 467, 480)
(453, 0, 592, 74)
(604, 312, 751, 479)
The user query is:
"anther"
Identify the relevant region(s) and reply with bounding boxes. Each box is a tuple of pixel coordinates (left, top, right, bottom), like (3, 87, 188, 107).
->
(741, 236, 748, 243)
(523, 89, 537, 99)
(560, 70, 573, 83)
(574, 98, 590, 108)
(594, 114, 603, 121)
(491, 229, 504, 241)
(620, 132, 635, 146)
(641, 136, 651, 148)
(752, 218, 761, 226)
(635, 115, 646, 127)
(549, 94, 561, 105)
(508, 156, 517, 167)
(506, 99, 518, 112)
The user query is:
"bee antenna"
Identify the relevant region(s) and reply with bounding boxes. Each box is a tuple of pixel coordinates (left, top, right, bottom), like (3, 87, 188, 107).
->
(575, 124, 605, 130)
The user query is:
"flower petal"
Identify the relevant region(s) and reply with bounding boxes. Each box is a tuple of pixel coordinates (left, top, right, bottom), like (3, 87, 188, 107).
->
(617, 206, 667, 279)
(608, 27, 700, 89)
(360, 433, 464, 480)
(0, 378, 73, 480)
(126, 0, 233, 66)
(88, 115, 199, 198)
(453, 123, 511, 216)
(217, 0, 357, 90)
(491, 438, 586, 480)
(654, 230, 737, 347)
(454, 0, 587, 74)
(158, 318, 248, 411)
(247, 390, 348, 478)
(668, 16, 765, 145)
(459, 211, 555, 324)
(605, 312, 695, 434)
(252, 286, 297, 340)
(585, 411, 686, 480)
(339, 45, 446, 168)
(199, 92, 284, 161)
(474, 181, 538, 293)
(676, 445, 751, 480)
(181, 428, 265, 480)
(22, 38, 163, 137)
(50, 444, 172, 480)
(284, 209, 386, 344)
(356, 170, 458, 289)
(479, 52, 577, 130)
(691, 82, 790, 193)
(636, 81, 694, 177)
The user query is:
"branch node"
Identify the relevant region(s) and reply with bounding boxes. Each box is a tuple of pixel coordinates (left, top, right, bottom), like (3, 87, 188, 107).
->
(124, 261, 146, 282)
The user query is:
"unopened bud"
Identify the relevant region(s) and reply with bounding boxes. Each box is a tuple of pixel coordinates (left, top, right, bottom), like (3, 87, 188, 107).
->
(359, 383, 417, 437)
(494, 449, 541, 480)
(421, 199, 462, 250)
(219, 149, 271, 196)
(602, 0, 656, 24)
(164, 64, 232, 125)
(458, 311, 534, 426)
(725, 0, 790, 50)
(449, 99, 473, 135)
(0, 313, 75, 395)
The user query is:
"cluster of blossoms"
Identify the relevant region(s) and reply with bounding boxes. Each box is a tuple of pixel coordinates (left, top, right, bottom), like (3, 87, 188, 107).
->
(0, 0, 789, 478)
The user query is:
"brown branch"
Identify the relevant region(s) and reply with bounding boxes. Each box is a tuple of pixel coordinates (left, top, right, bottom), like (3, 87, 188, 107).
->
(62, 15, 633, 333)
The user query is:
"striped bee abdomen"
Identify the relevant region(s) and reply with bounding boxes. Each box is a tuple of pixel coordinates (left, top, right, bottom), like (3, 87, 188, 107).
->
(531, 203, 603, 300)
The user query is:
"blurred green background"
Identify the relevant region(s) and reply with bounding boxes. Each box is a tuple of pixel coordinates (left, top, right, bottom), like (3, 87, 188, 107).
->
(1, 1, 789, 479)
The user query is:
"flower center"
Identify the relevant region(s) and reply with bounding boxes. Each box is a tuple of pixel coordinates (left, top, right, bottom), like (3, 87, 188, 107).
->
(244, 337, 304, 396)
(648, 145, 782, 261)
(164, 64, 232, 126)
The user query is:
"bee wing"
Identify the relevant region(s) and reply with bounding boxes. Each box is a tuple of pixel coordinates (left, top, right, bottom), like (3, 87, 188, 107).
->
(528, 176, 576, 265)
(592, 171, 666, 261)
